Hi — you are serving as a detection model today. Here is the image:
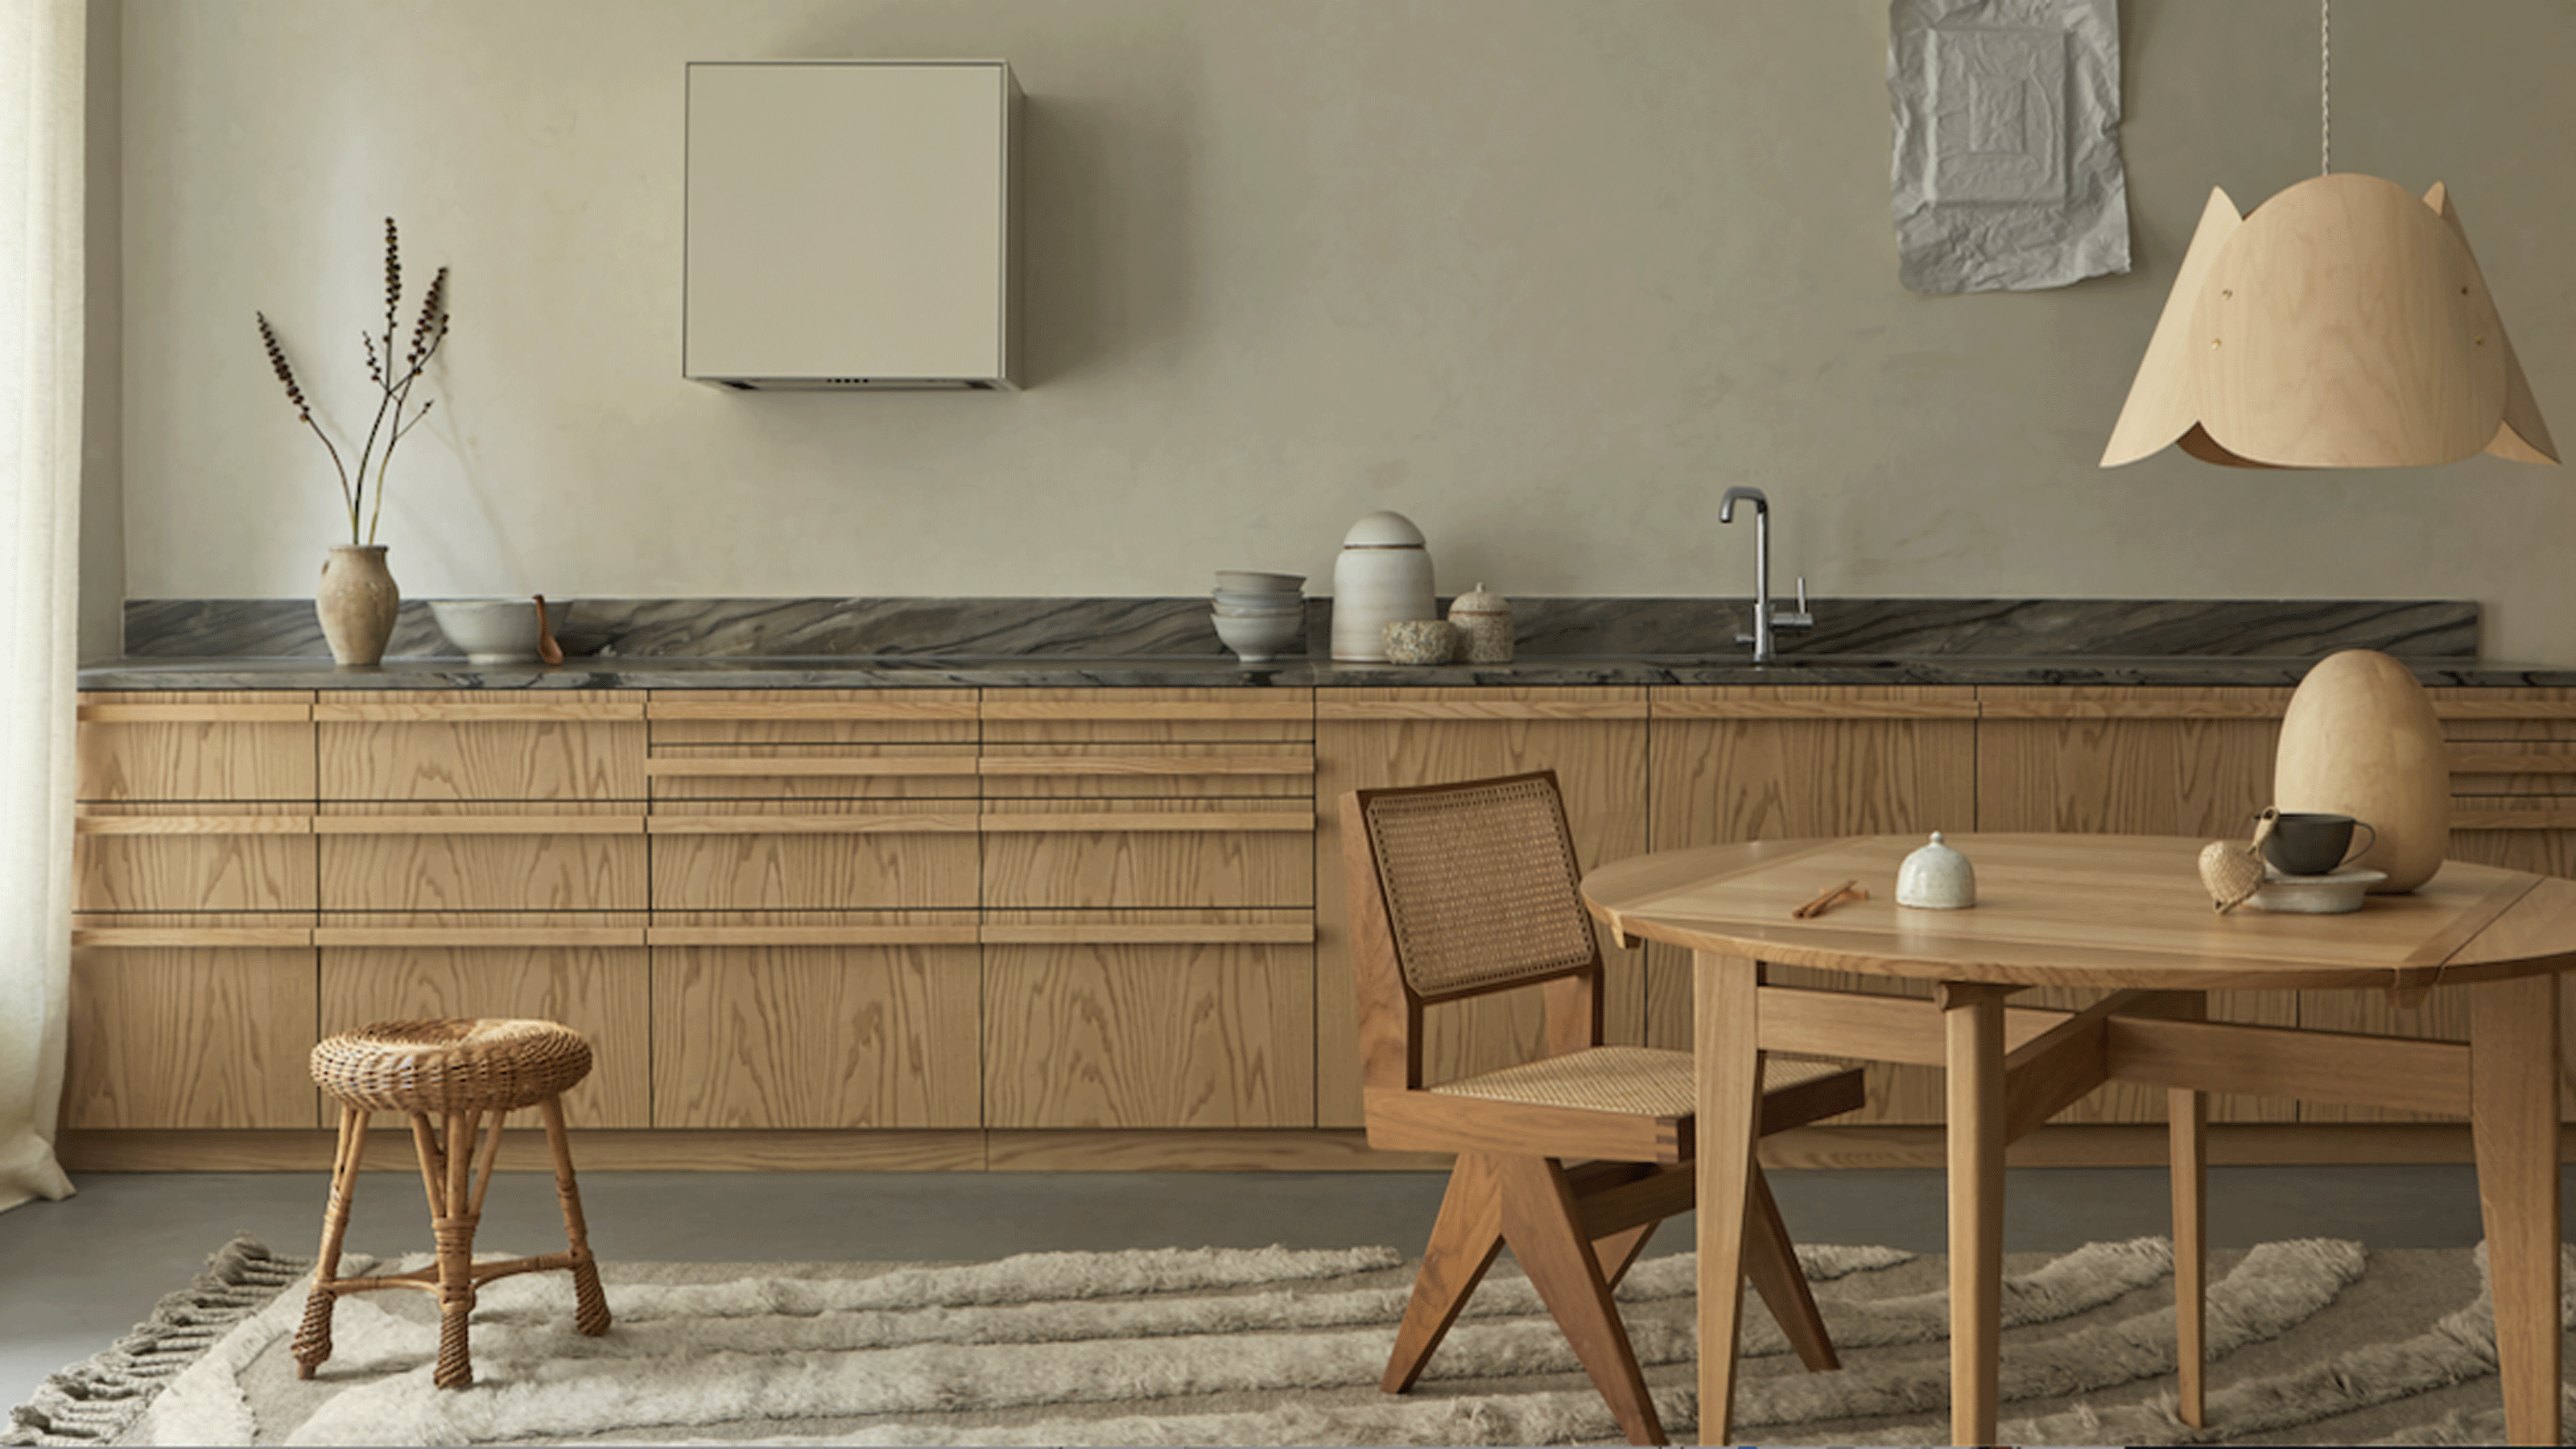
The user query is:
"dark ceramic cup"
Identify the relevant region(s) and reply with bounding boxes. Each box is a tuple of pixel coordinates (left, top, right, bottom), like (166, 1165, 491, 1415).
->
(2260, 811, 2376, 877)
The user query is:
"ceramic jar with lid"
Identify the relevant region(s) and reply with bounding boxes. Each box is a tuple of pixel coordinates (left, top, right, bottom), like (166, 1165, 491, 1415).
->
(1447, 582, 1513, 663)
(1897, 832, 1975, 910)
(1331, 510, 1435, 662)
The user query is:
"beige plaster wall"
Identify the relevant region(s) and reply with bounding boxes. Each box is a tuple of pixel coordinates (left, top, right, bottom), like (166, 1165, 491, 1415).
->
(107, 1, 2576, 661)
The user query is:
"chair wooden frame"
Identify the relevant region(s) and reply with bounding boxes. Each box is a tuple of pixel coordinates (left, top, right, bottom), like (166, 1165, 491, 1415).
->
(1340, 771, 1864, 1446)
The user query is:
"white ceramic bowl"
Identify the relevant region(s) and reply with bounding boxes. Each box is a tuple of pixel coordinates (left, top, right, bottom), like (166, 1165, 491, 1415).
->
(1213, 610, 1303, 663)
(1213, 598, 1305, 617)
(428, 599, 574, 664)
(1214, 571, 1304, 593)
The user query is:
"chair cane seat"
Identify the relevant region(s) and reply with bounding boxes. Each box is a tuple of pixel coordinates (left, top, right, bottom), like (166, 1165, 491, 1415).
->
(310, 1018, 594, 1116)
(1429, 1043, 1849, 1120)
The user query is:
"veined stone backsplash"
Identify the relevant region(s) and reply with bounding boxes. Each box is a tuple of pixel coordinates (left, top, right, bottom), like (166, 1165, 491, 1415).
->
(115, 597, 2478, 663)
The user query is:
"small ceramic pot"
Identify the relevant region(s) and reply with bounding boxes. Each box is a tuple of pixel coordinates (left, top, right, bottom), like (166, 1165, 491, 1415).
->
(317, 544, 399, 667)
(1897, 832, 1975, 910)
(1382, 619, 1459, 666)
(1331, 510, 1435, 662)
(1447, 582, 1513, 663)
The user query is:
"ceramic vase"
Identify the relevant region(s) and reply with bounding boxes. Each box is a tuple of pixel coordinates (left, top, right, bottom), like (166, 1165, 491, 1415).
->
(317, 544, 400, 667)
(2272, 649, 2448, 892)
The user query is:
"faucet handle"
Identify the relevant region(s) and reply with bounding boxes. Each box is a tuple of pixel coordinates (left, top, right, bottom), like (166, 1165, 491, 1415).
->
(1774, 576, 1814, 631)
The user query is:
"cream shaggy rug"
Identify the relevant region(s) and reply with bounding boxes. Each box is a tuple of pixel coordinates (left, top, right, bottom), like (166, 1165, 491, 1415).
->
(6, 1232, 2571, 1446)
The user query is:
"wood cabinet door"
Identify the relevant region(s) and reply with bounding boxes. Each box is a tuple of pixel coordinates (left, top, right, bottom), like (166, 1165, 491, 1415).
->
(317, 806, 648, 912)
(1976, 686, 2297, 1124)
(980, 911, 1315, 1129)
(2433, 687, 2576, 1123)
(76, 693, 316, 803)
(1649, 687, 1979, 1124)
(74, 807, 316, 913)
(64, 921, 319, 1129)
(649, 914, 981, 1129)
(648, 801, 980, 910)
(316, 693, 646, 800)
(316, 921, 650, 1129)
(646, 689, 978, 802)
(1314, 688, 1650, 1128)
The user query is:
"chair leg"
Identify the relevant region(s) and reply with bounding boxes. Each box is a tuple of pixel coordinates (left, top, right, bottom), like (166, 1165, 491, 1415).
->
(1383, 1152, 1507, 1393)
(539, 1095, 612, 1336)
(430, 1110, 483, 1389)
(2171, 1084, 2209, 1427)
(1493, 1154, 1666, 1447)
(293, 1104, 369, 1379)
(1741, 1166, 1839, 1373)
(1591, 1220, 1657, 1290)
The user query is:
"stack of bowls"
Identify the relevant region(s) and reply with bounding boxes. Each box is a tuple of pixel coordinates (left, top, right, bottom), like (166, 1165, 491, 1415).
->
(1212, 571, 1305, 663)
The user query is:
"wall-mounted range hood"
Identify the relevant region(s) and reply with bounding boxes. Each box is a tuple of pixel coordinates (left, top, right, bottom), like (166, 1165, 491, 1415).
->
(684, 60, 1022, 391)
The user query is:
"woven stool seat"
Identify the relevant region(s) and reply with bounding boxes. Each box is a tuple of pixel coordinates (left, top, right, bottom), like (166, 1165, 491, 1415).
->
(311, 1018, 593, 1116)
(295, 1017, 609, 1389)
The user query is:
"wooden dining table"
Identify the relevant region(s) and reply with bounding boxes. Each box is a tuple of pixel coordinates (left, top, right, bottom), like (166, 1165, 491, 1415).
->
(1581, 832, 2575, 1447)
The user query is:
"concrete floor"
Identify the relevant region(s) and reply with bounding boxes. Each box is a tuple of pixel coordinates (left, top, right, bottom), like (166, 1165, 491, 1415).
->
(3, 1160, 2551, 1412)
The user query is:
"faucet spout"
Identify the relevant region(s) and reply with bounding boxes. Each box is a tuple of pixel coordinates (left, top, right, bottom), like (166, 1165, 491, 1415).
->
(1719, 488, 1775, 663)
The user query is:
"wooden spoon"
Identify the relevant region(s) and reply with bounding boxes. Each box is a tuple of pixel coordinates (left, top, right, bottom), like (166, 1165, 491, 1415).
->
(533, 595, 564, 666)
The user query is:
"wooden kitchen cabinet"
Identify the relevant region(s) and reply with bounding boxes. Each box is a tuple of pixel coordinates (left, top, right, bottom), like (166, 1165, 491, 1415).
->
(65, 914, 318, 1129)
(981, 691, 1317, 1129)
(1314, 687, 1650, 1129)
(1646, 686, 1979, 1123)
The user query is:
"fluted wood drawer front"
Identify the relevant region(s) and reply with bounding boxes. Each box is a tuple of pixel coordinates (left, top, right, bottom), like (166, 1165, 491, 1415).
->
(646, 747, 981, 801)
(980, 800, 1314, 909)
(74, 807, 316, 913)
(983, 914, 1315, 1129)
(318, 691, 646, 800)
(66, 919, 319, 1129)
(76, 692, 316, 802)
(650, 802, 979, 910)
(319, 823, 646, 912)
(318, 927, 649, 1129)
(650, 912, 980, 1129)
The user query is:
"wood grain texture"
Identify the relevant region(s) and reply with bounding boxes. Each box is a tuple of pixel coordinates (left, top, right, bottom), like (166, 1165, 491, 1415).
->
(320, 832, 646, 912)
(650, 939, 980, 1128)
(318, 943, 650, 1128)
(980, 799, 1314, 910)
(1645, 687, 1978, 1125)
(646, 689, 979, 729)
(64, 939, 319, 1129)
(2467, 972, 2565, 1446)
(57, 1128, 990, 1173)
(320, 692, 645, 800)
(650, 804, 980, 910)
(982, 939, 1315, 1129)
(77, 692, 316, 802)
(984, 1129, 1439, 1171)
(76, 832, 316, 913)
(979, 744, 1315, 799)
(1315, 690, 1650, 1128)
(646, 745, 981, 802)
(980, 690, 1315, 741)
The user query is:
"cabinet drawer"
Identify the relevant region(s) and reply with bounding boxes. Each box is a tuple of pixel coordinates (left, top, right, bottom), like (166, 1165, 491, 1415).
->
(978, 743, 1315, 799)
(649, 911, 981, 1129)
(649, 803, 979, 910)
(317, 817, 647, 912)
(317, 691, 646, 800)
(74, 808, 316, 913)
(76, 693, 316, 802)
(646, 747, 980, 801)
(66, 923, 319, 1129)
(982, 911, 1315, 1129)
(646, 689, 977, 746)
(318, 922, 650, 1129)
(981, 688, 1315, 745)
(980, 800, 1314, 908)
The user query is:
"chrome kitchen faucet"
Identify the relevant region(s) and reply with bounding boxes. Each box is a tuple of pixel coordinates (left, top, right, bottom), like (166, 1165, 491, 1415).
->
(1718, 486, 1813, 664)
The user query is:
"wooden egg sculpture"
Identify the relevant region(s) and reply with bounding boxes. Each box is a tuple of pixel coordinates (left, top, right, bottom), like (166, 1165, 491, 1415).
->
(2273, 650, 2448, 892)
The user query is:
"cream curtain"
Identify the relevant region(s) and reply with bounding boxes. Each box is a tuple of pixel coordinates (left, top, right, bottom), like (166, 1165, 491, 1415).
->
(0, 0, 87, 1213)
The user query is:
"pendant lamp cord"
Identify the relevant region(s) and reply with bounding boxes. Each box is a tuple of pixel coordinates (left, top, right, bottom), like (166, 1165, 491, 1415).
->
(2320, 0, 2332, 175)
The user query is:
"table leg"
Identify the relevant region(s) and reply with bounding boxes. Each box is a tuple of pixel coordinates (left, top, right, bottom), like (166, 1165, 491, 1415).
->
(1695, 952, 1765, 1448)
(2169, 1085, 2208, 1428)
(1939, 982, 2012, 1449)
(2468, 972, 2563, 1447)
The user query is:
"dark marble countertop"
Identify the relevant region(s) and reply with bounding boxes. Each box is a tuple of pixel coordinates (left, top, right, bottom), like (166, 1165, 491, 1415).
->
(72, 652, 2576, 691)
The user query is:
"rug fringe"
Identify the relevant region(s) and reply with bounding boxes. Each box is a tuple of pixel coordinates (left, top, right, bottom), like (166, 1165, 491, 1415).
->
(2, 1232, 309, 1448)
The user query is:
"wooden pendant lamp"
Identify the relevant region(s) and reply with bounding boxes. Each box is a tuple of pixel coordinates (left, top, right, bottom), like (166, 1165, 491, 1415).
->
(2101, 6, 2556, 469)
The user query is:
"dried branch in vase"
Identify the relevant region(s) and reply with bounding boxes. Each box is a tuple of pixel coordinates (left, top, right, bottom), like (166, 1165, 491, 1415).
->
(254, 217, 452, 546)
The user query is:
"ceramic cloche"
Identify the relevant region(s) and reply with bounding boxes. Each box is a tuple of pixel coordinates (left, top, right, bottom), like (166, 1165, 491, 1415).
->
(1897, 832, 1975, 910)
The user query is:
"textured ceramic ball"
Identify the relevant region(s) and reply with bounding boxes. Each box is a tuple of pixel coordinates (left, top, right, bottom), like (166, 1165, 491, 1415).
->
(2273, 649, 2448, 892)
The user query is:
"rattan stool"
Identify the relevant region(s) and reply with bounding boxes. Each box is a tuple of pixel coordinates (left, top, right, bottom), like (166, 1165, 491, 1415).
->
(294, 1018, 611, 1389)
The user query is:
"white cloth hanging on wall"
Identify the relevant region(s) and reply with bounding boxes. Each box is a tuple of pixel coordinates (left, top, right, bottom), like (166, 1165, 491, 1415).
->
(0, 0, 87, 1214)
(1889, 0, 2130, 293)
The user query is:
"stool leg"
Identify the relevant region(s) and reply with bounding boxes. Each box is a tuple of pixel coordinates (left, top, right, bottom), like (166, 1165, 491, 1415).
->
(430, 1109, 483, 1389)
(539, 1095, 611, 1336)
(293, 1104, 369, 1378)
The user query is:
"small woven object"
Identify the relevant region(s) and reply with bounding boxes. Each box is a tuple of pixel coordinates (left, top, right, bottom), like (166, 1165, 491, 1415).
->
(2198, 809, 2280, 914)
(311, 1018, 592, 1114)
